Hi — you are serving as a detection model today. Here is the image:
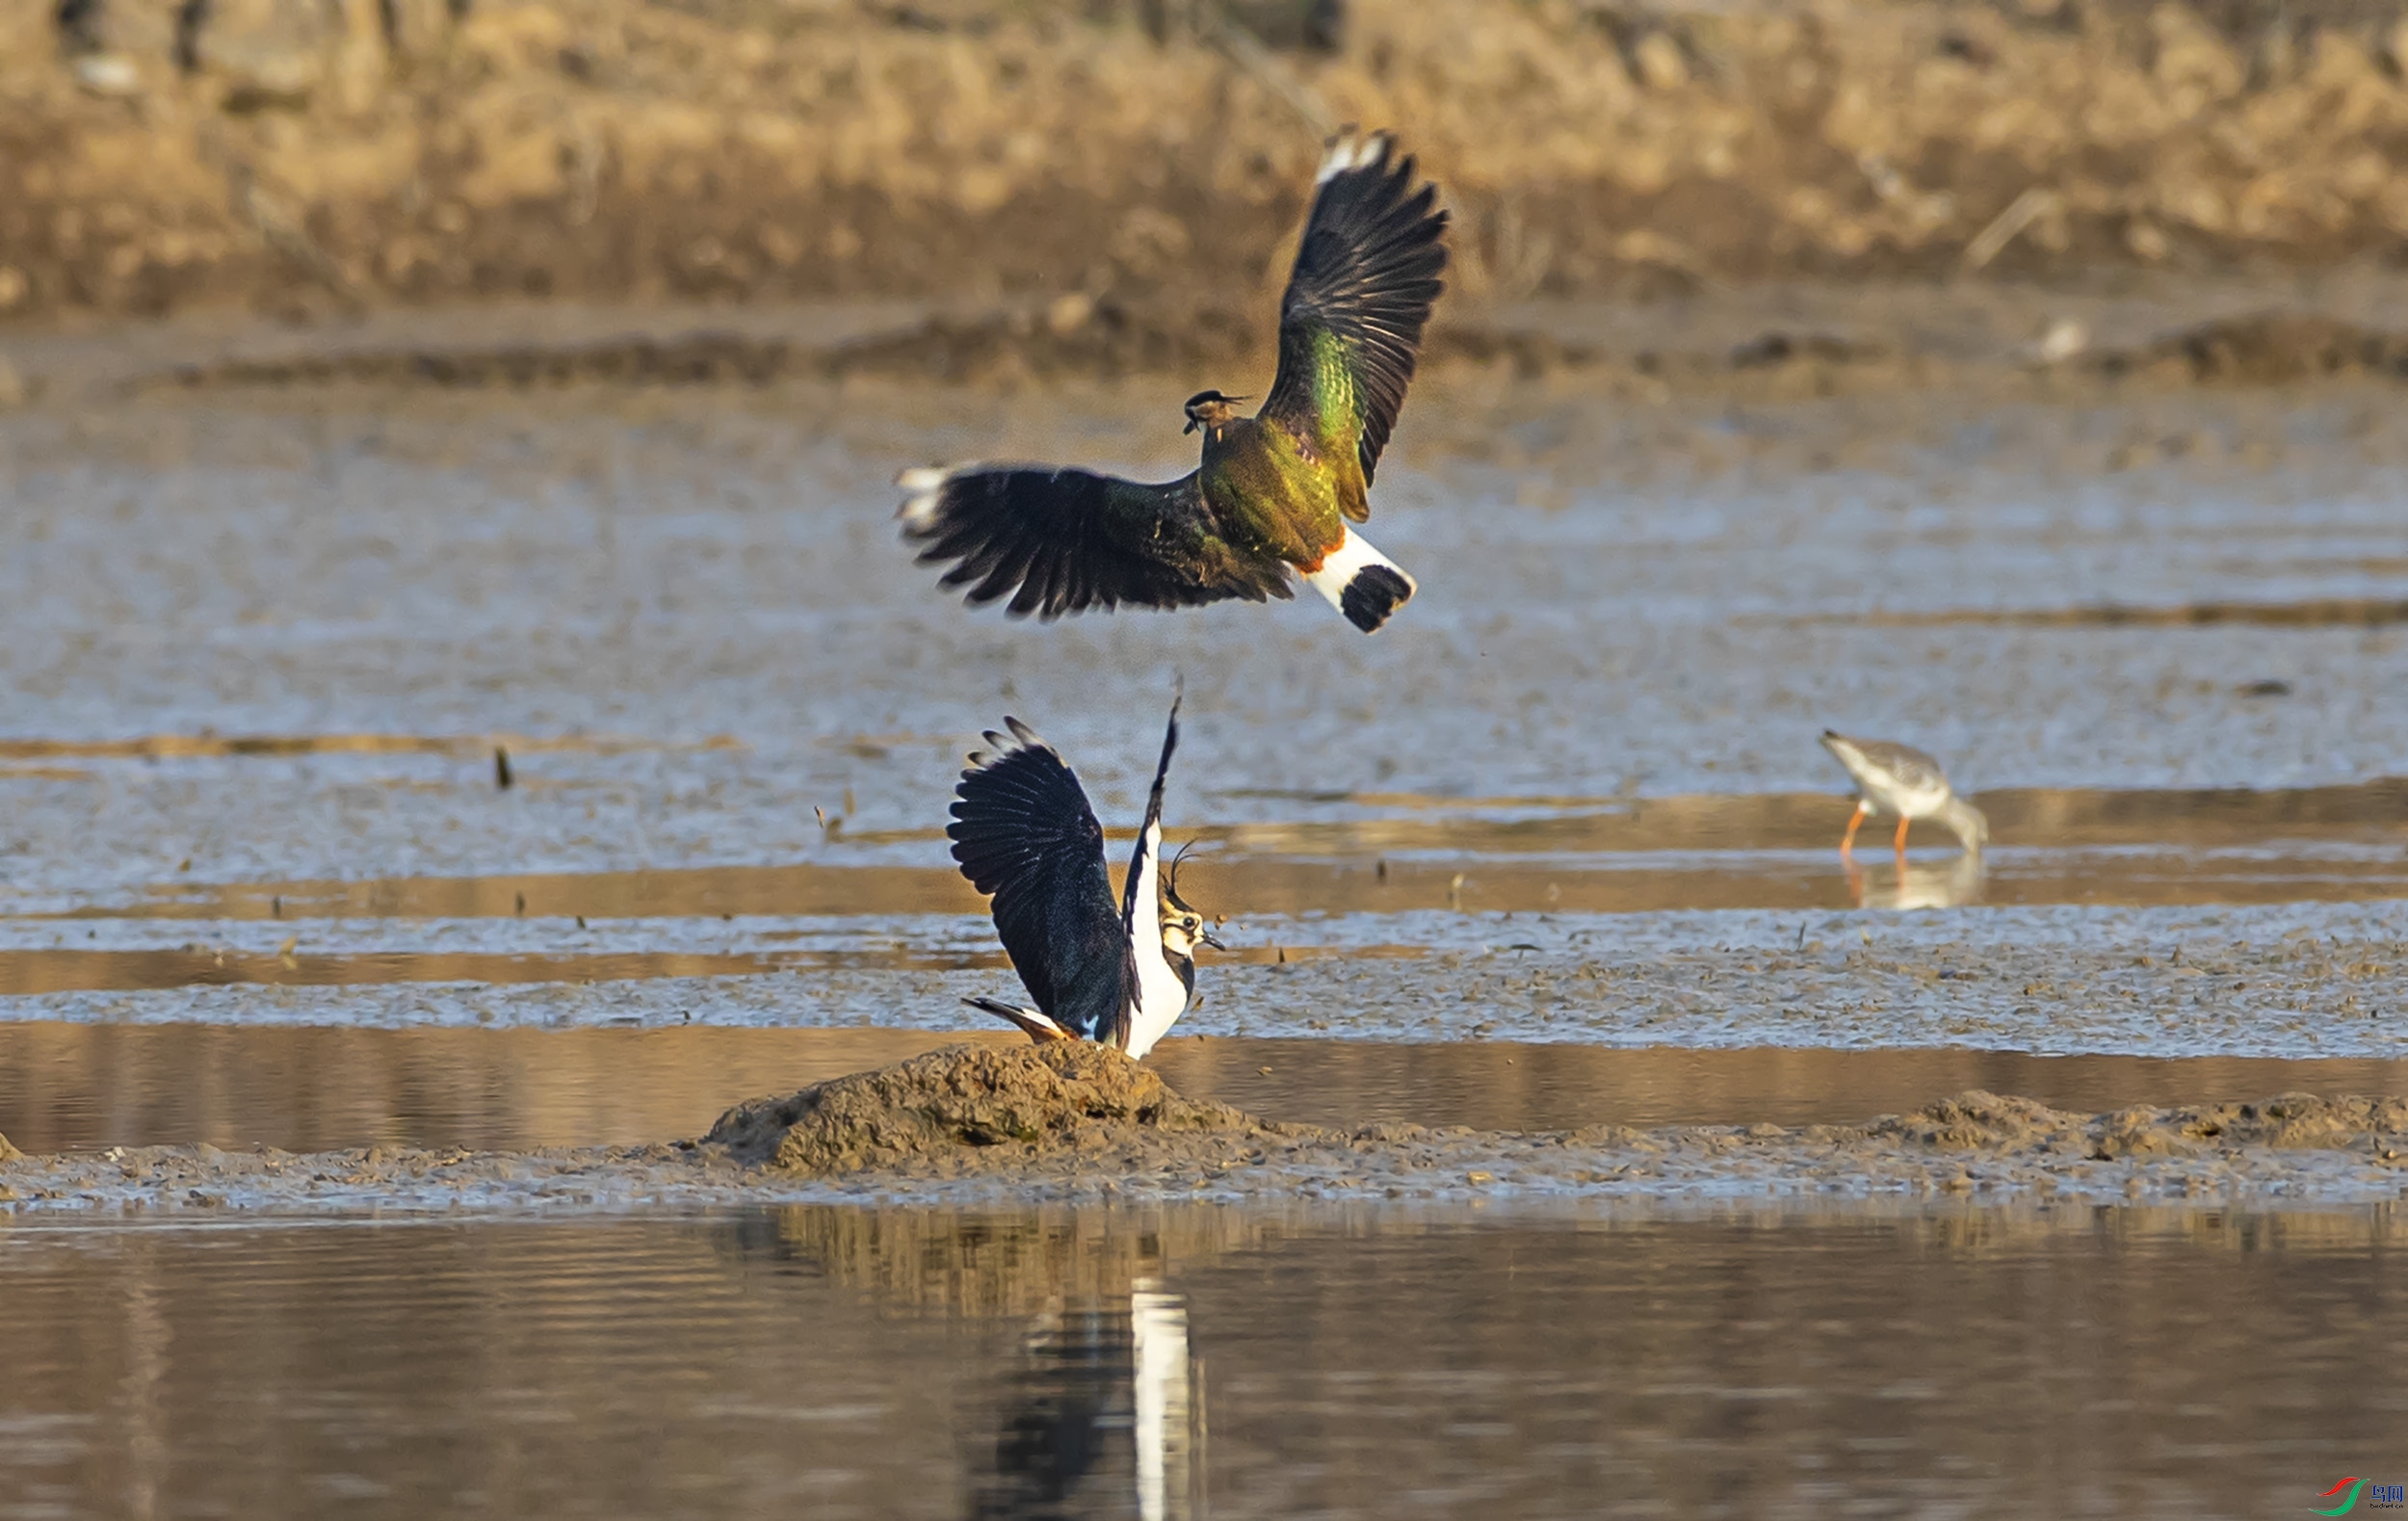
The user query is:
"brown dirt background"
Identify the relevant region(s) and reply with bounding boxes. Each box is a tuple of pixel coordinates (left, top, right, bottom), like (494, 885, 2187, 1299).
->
(8, 0, 2408, 325)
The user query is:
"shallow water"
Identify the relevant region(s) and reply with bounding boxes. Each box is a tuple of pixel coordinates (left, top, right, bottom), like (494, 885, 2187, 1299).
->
(2, 1204, 2402, 1519)
(1, 374, 2405, 1056)
(9, 308, 2408, 1517)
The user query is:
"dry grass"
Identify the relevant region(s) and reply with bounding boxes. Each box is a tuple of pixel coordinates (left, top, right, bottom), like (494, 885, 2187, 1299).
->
(5, 0, 2408, 318)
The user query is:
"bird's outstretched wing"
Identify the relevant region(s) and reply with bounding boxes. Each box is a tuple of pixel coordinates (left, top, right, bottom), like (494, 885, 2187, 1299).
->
(949, 719, 1136, 1040)
(1120, 695, 1182, 933)
(1262, 130, 1449, 496)
(899, 464, 1291, 618)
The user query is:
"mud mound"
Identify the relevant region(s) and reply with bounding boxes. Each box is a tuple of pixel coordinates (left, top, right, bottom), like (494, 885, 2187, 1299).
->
(0, 1130, 18, 1164)
(1864, 1090, 2083, 1150)
(704, 1040, 1270, 1175)
(2100, 1092, 2408, 1155)
(1868, 1088, 2408, 1163)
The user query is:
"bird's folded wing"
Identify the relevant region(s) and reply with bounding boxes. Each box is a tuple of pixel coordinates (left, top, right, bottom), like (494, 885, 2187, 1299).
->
(1263, 132, 1450, 494)
(901, 465, 1288, 618)
(948, 732, 1134, 1033)
(1856, 742, 1949, 794)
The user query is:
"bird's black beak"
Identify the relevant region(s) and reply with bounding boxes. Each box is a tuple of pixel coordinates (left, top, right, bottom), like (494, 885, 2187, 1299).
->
(1183, 416, 1200, 434)
(1199, 929, 1227, 951)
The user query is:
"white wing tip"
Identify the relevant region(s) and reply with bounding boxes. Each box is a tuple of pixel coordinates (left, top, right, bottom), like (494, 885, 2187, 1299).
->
(1316, 128, 1393, 185)
(895, 465, 954, 526)
(964, 998, 1071, 1041)
(968, 718, 1048, 770)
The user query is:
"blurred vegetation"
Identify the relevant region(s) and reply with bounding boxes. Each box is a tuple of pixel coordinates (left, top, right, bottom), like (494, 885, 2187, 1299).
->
(3, 0, 2408, 320)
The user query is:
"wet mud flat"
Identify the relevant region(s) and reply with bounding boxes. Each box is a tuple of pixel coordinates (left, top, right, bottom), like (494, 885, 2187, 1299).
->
(5, 273, 2407, 1518)
(0, 299, 2405, 1219)
(3, 315, 2407, 899)
(7, 897, 2407, 1062)
(3, 1043, 2403, 1213)
(8, 1019, 2408, 1154)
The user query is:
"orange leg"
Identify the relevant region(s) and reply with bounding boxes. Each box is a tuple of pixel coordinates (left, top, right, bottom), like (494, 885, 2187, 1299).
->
(1840, 801, 1871, 858)
(1894, 816, 1912, 857)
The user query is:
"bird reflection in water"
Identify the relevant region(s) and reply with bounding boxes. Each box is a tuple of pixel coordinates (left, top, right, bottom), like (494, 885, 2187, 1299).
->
(971, 1279, 1199, 1520)
(1844, 849, 1987, 910)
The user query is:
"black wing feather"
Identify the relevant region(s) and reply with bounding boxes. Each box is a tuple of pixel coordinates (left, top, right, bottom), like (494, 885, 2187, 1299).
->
(949, 721, 1137, 1041)
(900, 465, 1289, 619)
(1264, 132, 1450, 485)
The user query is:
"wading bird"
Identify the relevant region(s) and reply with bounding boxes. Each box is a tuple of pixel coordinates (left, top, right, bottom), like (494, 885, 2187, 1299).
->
(899, 128, 1448, 634)
(949, 697, 1220, 1060)
(1819, 730, 1989, 859)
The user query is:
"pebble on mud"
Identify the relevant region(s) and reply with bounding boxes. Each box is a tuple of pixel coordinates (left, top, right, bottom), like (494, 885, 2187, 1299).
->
(0, 1129, 18, 1163)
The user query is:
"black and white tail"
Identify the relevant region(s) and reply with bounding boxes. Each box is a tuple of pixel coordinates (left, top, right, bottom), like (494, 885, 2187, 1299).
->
(1303, 527, 1416, 633)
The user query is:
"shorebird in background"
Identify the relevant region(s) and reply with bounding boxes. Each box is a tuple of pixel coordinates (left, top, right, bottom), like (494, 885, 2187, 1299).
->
(949, 697, 1219, 1060)
(1819, 730, 1989, 859)
(899, 128, 1448, 634)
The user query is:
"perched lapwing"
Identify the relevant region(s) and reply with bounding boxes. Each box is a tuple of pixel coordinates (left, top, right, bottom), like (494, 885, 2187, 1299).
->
(1819, 730, 1990, 859)
(899, 128, 1449, 634)
(949, 697, 1220, 1060)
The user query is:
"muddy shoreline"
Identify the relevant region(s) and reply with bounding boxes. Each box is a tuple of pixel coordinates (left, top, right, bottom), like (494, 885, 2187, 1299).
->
(9, 1021, 2408, 1154)
(2, 1043, 2401, 1212)
(14, 271, 2408, 407)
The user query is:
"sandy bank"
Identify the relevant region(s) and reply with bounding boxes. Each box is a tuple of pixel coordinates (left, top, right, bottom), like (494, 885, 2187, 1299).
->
(2, 1043, 2402, 1212)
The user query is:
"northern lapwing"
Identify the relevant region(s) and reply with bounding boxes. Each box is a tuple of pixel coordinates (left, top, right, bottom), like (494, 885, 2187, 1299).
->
(949, 697, 1220, 1060)
(899, 128, 1449, 634)
(1819, 730, 1989, 858)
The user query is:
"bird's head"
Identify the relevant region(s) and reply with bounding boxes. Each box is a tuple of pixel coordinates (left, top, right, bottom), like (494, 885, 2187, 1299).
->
(1159, 843, 1225, 956)
(1183, 390, 1246, 436)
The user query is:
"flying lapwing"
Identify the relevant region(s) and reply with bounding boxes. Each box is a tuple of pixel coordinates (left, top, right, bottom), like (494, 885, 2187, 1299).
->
(899, 128, 1449, 634)
(949, 696, 1220, 1060)
(1819, 731, 1990, 859)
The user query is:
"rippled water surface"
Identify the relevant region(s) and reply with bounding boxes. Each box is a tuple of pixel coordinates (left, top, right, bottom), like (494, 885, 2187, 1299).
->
(3, 1205, 2402, 1519)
